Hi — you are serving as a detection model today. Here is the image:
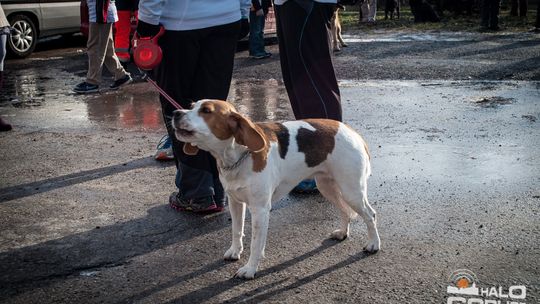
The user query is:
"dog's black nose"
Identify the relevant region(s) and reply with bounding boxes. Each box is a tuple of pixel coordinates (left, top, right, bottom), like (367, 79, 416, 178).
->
(173, 110, 184, 121)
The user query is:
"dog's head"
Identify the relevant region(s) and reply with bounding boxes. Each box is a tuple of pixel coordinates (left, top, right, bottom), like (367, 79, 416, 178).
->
(172, 99, 267, 156)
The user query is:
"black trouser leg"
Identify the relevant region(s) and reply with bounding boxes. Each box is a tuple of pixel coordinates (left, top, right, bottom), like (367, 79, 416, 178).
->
(489, 0, 500, 29)
(536, 2, 540, 28)
(480, 0, 490, 27)
(156, 21, 240, 201)
(275, 1, 342, 121)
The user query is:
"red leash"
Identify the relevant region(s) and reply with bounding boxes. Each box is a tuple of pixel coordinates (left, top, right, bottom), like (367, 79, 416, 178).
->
(141, 73, 183, 110)
(133, 26, 183, 110)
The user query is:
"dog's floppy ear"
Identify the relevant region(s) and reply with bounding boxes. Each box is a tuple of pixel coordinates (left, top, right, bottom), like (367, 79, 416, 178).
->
(183, 142, 199, 155)
(228, 112, 266, 153)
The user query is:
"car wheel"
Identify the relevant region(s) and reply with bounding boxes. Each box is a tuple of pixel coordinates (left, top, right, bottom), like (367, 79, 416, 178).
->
(7, 15, 38, 58)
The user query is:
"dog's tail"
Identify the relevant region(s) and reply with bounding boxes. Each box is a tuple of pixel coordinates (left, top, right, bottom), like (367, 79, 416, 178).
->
(363, 140, 372, 177)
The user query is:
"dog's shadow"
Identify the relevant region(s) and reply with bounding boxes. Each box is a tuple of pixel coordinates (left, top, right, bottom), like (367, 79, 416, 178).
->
(0, 202, 230, 299)
(120, 239, 373, 304)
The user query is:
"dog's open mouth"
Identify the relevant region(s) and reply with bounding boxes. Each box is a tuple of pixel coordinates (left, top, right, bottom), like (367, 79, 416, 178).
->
(176, 128, 195, 137)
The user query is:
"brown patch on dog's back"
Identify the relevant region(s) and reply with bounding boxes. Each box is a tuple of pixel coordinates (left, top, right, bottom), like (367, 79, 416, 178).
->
(257, 122, 289, 159)
(297, 119, 340, 167)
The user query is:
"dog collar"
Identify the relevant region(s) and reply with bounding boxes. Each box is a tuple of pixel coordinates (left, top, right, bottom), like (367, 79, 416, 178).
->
(221, 150, 251, 171)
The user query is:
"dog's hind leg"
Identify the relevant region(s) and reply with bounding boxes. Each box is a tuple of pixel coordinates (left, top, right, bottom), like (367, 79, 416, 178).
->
(316, 176, 357, 241)
(335, 175, 381, 253)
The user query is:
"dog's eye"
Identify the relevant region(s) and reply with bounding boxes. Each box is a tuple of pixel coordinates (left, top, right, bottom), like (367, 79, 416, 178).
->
(201, 107, 212, 114)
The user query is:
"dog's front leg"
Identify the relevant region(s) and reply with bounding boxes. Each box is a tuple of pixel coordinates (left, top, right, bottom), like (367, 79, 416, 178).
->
(224, 199, 246, 261)
(234, 203, 271, 279)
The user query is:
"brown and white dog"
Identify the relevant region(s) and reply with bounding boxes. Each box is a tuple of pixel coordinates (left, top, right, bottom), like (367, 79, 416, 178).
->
(173, 99, 381, 279)
(331, 5, 348, 52)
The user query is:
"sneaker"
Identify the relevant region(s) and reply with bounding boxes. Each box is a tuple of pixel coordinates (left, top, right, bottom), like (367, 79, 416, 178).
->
(154, 135, 174, 161)
(110, 74, 133, 89)
(292, 179, 318, 194)
(0, 117, 12, 132)
(73, 81, 99, 94)
(169, 192, 223, 213)
(116, 52, 131, 63)
(251, 52, 272, 59)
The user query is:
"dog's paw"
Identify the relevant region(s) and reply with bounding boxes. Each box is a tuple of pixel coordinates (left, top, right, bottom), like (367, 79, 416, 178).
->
(363, 238, 381, 254)
(233, 265, 257, 279)
(330, 229, 349, 241)
(224, 246, 242, 261)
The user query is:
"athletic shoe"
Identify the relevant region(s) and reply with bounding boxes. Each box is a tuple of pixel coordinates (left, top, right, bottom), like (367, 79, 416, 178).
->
(0, 117, 12, 132)
(73, 82, 99, 94)
(251, 52, 272, 59)
(292, 179, 318, 194)
(154, 135, 174, 161)
(169, 192, 224, 213)
(116, 52, 131, 63)
(110, 74, 133, 89)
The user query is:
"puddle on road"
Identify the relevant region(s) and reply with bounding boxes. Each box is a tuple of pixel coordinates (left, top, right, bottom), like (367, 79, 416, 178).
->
(1, 77, 538, 190)
(0, 79, 291, 131)
(342, 31, 537, 43)
(228, 79, 291, 122)
(1, 79, 538, 132)
(343, 33, 474, 43)
(374, 143, 536, 187)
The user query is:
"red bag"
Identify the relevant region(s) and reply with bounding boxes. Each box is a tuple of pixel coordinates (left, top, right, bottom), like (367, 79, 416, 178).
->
(132, 26, 165, 70)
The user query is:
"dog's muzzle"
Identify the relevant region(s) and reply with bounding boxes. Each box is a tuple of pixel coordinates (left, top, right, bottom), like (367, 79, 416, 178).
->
(172, 110, 195, 138)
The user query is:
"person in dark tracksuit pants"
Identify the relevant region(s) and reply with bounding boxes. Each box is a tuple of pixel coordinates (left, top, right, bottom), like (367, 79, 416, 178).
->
(480, 0, 501, 30)
(274, 0, 342, 192)
(137, 0, 251, 213)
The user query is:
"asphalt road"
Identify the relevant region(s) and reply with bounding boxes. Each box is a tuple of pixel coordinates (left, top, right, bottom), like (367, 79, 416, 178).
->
(0, 30, 539, 304)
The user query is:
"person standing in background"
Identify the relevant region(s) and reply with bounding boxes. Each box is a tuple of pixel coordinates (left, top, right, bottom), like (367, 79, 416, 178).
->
(74, 0, 132, 94)
(0, 3, 12, 131)
(249, 0, 272, 59)
(480, 0, 501, 31)
(114, 0, 139, 63)
(274, 0, 342, 193)
(361, 0, 377, 23)
(536, 2, 540, 30)
(510, 0, 528, 18)
(137, 0, 251, 213)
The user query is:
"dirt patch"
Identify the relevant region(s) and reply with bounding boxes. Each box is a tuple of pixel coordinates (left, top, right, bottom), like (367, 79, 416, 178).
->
(522, 114, 537, 122)
(472, 96, 515, 108)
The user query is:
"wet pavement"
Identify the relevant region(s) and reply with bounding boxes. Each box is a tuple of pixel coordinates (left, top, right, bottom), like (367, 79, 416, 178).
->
(0, 32, 539, 303)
